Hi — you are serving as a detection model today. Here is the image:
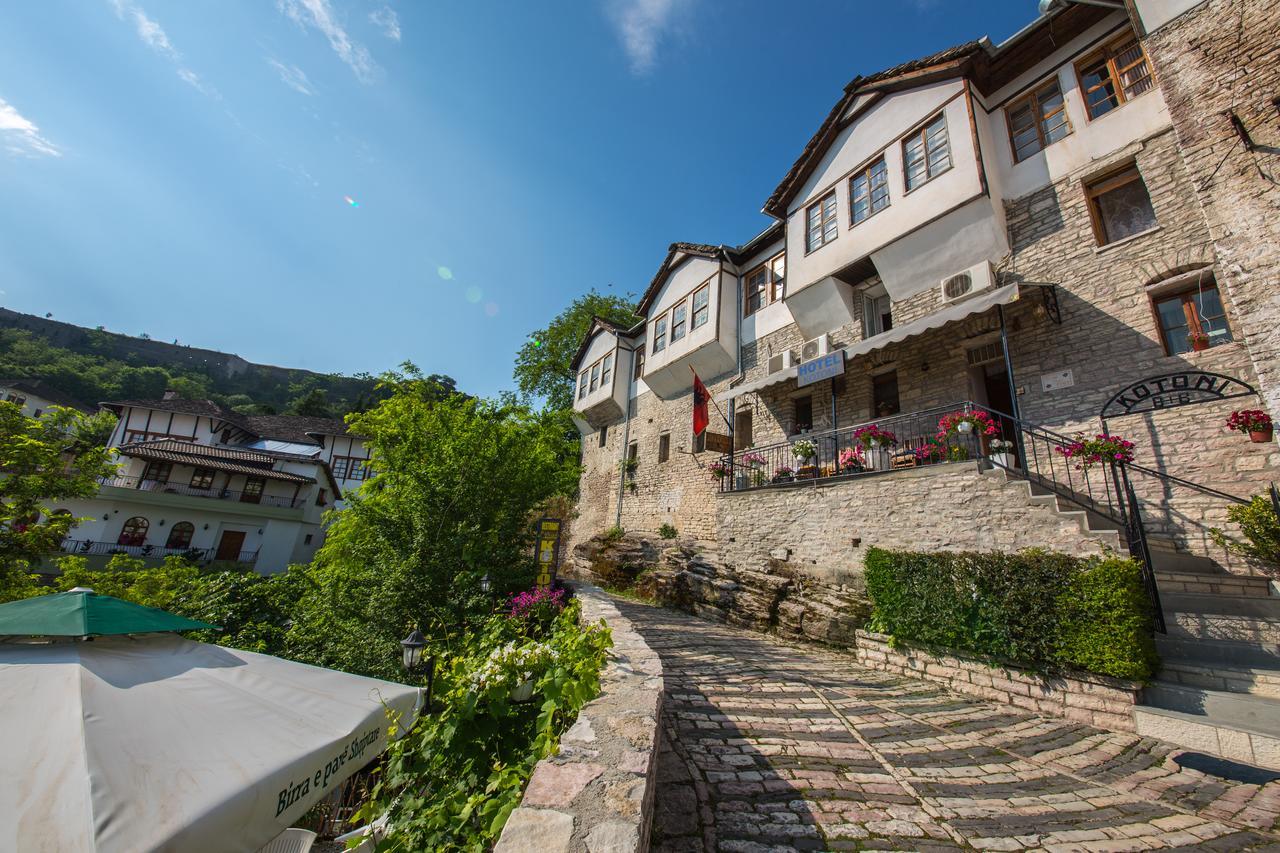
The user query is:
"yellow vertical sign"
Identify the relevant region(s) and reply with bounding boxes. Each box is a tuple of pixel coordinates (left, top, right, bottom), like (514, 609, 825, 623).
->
(535, 518, 561, 589)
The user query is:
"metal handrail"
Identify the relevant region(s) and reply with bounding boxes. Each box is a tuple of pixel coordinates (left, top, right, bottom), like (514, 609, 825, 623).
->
(1126, 462, 1250, 505)
(98, 475, 302, 509)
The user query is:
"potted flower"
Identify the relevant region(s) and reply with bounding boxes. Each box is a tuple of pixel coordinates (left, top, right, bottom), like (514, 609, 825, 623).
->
(1055, 433, 1136, 471)
(914, 440, 946, 465)
(852, 424, 897, 471)
(1188, 327, 1211, 352)
(1227, 409, 1273, 443)
(772, 465, 795, 484)
(707, 460, 732, 481)
(741, 451, 768, 488)
(792, 439, 818, 479)
(838, 446, 864, 473)
(937, 409, 1000, 438)
(988, 438, 1016, 469)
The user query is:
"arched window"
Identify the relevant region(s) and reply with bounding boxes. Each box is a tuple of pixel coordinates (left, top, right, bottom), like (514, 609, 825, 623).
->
(165, 522, 195, 550)
(117, 516, 149, 547)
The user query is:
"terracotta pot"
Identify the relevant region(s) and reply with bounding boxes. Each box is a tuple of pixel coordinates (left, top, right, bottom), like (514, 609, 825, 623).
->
(1190, 337, 1210, 352)
(1250, 426, 1274, 443)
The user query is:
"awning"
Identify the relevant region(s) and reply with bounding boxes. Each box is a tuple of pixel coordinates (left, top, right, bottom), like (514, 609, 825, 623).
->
(717, 283, 1020, 402)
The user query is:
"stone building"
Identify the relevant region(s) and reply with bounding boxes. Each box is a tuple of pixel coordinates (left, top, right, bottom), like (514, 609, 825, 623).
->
(568, 0, 1280, 766)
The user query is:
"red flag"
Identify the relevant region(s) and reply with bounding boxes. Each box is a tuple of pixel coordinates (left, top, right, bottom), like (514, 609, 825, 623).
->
(691, 368, 709, 437)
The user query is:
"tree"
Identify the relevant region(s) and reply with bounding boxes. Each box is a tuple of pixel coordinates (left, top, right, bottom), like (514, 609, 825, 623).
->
(288, 388, 334, 418)
(0, 403, 118, 600)
(283, 369, 578, 679)
(513, 289, 637, 411)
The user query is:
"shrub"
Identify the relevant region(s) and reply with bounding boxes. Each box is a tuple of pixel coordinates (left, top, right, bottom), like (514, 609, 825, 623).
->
(507, 583, 570, 635)
(864, 547, 1157, 680)
(357, 601, 611, 850)
(1210, 495, 1280, 567)
(602, 525, 625, 542)
(658, 523, 678, 540)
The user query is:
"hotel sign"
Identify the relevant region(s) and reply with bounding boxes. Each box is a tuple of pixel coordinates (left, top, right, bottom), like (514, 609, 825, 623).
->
(534, 517, 561, 588)
(796, 352, 845, 389)
(1100, 371, 1257, 421)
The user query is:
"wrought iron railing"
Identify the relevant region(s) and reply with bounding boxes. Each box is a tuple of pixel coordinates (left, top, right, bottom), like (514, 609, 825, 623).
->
(98, 475, 303, 509)
(717, 403, 989, 493)
(60, 539, 259, 564)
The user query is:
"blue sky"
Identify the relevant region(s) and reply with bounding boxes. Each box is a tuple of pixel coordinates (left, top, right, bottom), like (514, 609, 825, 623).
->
(0, 0, 1037, 398)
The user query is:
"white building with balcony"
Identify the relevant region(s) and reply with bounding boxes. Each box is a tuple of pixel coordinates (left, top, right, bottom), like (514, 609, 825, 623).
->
(52, 394, 373, 574)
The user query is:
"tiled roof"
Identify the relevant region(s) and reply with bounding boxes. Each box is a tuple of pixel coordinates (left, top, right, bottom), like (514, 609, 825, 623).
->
(245, 415, 350, 444)
(100, 398, 233, 419)
(119, 438, 278, 465)
(117, 440, 317, 484)
(0, 378, 94, 412)
(635, 243, 731, 315)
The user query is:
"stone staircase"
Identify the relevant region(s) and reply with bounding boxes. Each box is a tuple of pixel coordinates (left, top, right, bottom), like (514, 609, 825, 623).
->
(991, 466, 1280, 769)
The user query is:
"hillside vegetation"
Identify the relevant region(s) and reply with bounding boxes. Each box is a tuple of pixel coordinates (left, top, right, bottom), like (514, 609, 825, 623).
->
(0, 308, 457, 417)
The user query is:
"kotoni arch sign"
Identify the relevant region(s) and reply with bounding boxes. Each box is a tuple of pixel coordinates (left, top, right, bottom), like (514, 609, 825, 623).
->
(1099, 370, 1257, 429)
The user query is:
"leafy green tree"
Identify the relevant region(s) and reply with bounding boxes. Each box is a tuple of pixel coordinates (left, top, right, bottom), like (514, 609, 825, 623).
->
(513, 289, 637, 411)
(283, 368, 577, 679)
(288, 388, 334, 418)
(0, 404, 118, 600)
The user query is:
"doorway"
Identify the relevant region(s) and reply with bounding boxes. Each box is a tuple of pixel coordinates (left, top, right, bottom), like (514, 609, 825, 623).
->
(215, 530, 247, 561)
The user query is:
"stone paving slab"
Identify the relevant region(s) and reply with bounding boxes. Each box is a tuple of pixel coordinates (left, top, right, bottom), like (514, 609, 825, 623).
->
(615, 600, 1280, 852)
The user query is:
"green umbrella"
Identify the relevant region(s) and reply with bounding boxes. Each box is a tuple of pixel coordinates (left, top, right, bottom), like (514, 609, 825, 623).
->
(0, 587, 218, 638)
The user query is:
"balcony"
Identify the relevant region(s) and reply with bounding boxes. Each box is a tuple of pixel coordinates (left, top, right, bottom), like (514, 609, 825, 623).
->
(714, 403, 1013, 492)
(574, 345, 632, 427)
(98, 475, 304, 509)
(59, 539, 259, 565)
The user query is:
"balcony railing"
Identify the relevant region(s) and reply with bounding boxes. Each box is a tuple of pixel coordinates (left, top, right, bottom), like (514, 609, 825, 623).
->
(98, 475, 303, 509)
(718, 403, 992, 492)
(59, 539, 259, 565)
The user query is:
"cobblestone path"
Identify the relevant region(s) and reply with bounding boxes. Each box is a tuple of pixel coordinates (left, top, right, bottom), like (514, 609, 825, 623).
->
(614, 602, 1280, 852)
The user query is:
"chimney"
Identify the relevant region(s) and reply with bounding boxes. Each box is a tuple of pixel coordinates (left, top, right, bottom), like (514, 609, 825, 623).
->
(162, 389, 179, 400)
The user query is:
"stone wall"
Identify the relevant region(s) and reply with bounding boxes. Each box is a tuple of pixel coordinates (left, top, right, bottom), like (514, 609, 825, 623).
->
(855, 631, 1142, 733)
(1138, 0, 1280, 419)
(494, 584, 663, 853)
(568, 535, 870, 648)
(716, 462, 1116, 586)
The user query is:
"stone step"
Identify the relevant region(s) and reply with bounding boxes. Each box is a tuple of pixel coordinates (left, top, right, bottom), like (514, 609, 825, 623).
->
(1165, 610, 1280, 645)
(1134, 703, 1280, 771)
(1156, 635, 1280, 669)
(1158, 659, 1280, 700)
(1163, 591, 1280, 619)
(1156, 570, 1275, 597)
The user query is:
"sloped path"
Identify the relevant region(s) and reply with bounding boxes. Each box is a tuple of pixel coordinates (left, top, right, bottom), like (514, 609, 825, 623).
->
(612, 601, 1280, 852)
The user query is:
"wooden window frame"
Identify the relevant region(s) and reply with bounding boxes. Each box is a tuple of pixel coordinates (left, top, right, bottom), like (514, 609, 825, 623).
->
(793, 395, 813, 435)
(332, 455, 371, 481)
(1149, 279, 1233, 356)
(599, 425, 608, 448)
(627, 441, 638, 462)
(902, 112, 952, 193)
(652, 316, 668, 354)
(1005, 78, 1072, 162)
(165, 521, 195, 549)
(670, 301, 688, 343)
(117, 516, 150, 547)
(142, 460, 173, 483)
(658, 432, 670, 463)
(691, 282, 711, 330)
(577, 371, 588, 400)
(189, 468, 216, 490)
(633, 348, 645, 381)
(601, 352, 613, 387)
(743, 253, 786, 317)
(1075, 32, 1154, 121)
(240, 477, 266, 504)
(848, 156, 890, 225)
(804, 192, 838, 254)
(589, 362, 600, 392)
(1084, 165, 1156, 246)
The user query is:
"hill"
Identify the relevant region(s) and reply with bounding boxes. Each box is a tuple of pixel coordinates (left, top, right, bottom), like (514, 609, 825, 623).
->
(0, 307, 455, 417)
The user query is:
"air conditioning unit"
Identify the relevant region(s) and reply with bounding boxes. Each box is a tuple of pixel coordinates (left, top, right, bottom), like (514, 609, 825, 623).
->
(798, 333, 832, 363)
(939, 260, 996, 304)
(767, 350, 796, 374)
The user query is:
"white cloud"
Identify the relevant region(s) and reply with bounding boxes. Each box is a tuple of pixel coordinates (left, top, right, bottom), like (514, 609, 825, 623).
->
(0, 96, 62, 158)
(369, 6, 400, 41)
(268, 59, 315, 95)
(607, 0, 688, 75)
(109, 1, 215, 96)
(278, 0, 378, 83)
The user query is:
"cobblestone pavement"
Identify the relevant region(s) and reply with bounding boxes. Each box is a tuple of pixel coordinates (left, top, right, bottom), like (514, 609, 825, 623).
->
(613, 602, 1280, 852)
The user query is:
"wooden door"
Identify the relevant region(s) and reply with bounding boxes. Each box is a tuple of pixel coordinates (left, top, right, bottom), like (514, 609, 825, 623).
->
(215, 530, 247, 561)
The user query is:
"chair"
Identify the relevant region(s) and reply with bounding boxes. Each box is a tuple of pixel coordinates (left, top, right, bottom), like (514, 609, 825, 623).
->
(256, 828, 317, 853)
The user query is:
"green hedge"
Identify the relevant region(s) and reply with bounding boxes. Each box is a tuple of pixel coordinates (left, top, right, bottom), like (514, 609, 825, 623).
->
(864, 547, 1159, 681)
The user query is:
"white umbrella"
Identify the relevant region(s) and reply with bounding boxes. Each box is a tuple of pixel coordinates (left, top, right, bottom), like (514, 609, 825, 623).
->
(0, 633, 421, 853)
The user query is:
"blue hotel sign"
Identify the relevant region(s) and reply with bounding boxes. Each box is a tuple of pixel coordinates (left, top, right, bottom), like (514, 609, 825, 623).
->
(796, 352, 845, 388)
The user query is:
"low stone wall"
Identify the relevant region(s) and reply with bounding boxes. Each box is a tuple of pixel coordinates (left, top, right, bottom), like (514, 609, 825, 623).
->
(494, 583, 663, 853)
(855, 630, 1142, 733)
(568, 535, 871, 648)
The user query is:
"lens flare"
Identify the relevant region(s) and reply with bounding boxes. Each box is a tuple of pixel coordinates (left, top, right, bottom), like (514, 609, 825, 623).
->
(484, 302, 499, 317)
(465, 285, 482, 304)
(436, 266, 453, 280)
(343, 195, 359, 207)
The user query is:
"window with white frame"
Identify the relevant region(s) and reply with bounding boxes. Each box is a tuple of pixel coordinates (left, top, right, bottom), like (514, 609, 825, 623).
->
(850, 156, 889, 224)
(671, 302, 687, 342)
(601, 353, 613, 387)
(578, 371, 588, 400)
(652, 316, 667, 353)
(862, 285, 893, 338)
(589, 363, 600, 392)
(691, 282, 710, 329)
(903, 113, 951, 191)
